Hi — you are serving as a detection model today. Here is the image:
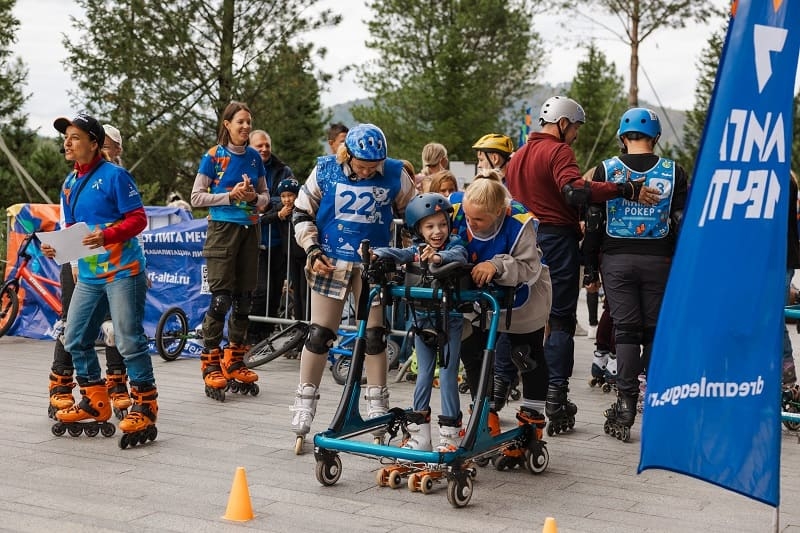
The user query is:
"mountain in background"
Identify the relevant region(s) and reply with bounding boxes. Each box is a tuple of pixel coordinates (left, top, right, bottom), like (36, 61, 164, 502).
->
(325, 84, 687, 155)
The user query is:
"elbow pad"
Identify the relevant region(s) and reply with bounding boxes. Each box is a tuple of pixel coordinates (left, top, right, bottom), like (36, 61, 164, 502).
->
(292, 208, 314, 227)
(562, 181, 592, 207)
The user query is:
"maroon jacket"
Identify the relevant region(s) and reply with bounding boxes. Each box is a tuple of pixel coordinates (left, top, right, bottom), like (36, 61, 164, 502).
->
(506, 132, 619, 236)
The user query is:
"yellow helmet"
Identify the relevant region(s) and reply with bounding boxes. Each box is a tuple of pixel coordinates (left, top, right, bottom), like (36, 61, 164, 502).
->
(472, 133, 515, 155)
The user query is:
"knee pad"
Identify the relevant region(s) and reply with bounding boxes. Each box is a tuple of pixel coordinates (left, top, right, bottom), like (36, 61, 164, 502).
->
(231, 292, 252, 321)
(305, 323, 337, 354)
(365, 327, 387, 354)
(615, 324, 642, 345)
(548, 316, 576, 336)
(209, 291, 232, 321)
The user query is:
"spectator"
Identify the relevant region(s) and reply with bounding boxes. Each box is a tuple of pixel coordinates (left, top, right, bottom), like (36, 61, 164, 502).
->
(326, 122, 349, 155)
(249, 129, 294, 342)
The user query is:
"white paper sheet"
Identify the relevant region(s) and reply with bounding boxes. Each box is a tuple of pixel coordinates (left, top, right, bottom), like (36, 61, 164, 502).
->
(37, 222, 104, 265)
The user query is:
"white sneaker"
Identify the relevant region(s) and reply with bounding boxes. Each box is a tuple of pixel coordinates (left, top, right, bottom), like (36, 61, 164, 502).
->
(401, 422, 432, 451)
(574, 323, 588, 337)
(587, 325, 597, 339)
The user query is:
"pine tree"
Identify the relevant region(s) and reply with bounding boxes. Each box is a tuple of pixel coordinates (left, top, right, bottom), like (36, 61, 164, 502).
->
(352, 0, 545, 163)
(566, 42, 628, 171)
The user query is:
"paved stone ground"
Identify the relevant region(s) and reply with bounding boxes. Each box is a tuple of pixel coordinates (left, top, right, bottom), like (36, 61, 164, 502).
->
(0, 295, 799, 533)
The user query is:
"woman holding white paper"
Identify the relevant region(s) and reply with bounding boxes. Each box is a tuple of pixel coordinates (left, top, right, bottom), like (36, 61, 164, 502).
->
(42, 112, 158, 446)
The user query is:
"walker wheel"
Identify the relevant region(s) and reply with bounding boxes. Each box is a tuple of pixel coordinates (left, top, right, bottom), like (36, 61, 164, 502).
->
(407, 473, 420, 492)
(315, 454, 342, 486)
(446, 475, 473, 508)
(524, 445, 549, 474)
(420, 474, 434, 494)
(388, 470, 403, 489)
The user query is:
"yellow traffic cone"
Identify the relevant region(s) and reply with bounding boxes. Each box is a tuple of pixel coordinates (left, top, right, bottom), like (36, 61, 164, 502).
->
(542, 516, 558, 533)
(223, 466, 255, 521)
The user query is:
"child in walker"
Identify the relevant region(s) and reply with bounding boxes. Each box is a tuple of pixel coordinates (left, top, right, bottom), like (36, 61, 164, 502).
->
(370, 193, 468, 452)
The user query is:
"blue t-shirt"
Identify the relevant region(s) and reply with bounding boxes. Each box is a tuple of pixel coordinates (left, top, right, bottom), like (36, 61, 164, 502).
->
(61, 160, 146, 284)
(197, 145, 266, 226)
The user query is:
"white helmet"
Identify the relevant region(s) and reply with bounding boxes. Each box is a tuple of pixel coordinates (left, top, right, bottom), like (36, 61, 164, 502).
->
(539, 96, 586, 125)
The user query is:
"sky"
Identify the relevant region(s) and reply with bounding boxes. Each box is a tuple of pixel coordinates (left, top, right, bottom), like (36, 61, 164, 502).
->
(9, 0, 760, 135)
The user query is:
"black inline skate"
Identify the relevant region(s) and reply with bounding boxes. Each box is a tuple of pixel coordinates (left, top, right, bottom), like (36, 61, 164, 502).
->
(545, 383, 577, 436)
(604, 391, 637, 442)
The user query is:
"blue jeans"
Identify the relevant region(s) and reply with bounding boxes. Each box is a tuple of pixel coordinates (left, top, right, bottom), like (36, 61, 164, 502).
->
(64, 272, 154, 385)
(412, 313, 463, 421)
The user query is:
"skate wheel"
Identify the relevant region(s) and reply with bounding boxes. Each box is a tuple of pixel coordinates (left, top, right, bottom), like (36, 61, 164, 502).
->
(620, 426, 631, 442)
(147, 425, 158, 442)
(407, 473, 420, 492)
(524, 445, 549, 474)
(68, 425, 83, 437)
(603, 420, 612, 434)
(228, 381, 239, 394)
(510, 388, 521, 401)
(420, 474, 434, 494)
(388, 470, 403, 489)
(602, 383, 611, 393)
(446, 476, 473, 508)
(51, 422, 66, 436)
(546, 423, 555, 437)
(315, 454, 342, 486)
(294, 435, 305, 455)
(249, 383, 260, 396)
(101, 423, 116, 438)
(84, 425, 100, 437)
(119, 433, 131, 449)
(494, 455, 509, 471)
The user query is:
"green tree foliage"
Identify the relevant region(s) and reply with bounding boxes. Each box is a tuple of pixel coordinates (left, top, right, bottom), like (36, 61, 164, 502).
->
(63, 0, 339, 202)
(670, 25, 725, 177)
(352, 0, 545, 164)
(559, 0, 725, 106)
(566, 42, 627, 171)
(0, 0, 26, 120)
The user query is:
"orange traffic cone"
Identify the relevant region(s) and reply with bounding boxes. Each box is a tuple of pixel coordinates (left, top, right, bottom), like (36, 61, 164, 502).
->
(542, 516, 558, 533)
(223, 466, 255, 521)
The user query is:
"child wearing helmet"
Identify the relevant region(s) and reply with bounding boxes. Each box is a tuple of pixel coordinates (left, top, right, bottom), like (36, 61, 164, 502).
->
(370, 193, 468, 452)
(261, 177, 307, 320)
(450, 171, 552, 441)
(472, 133, 515, 176)
(290, 123, 416, 453)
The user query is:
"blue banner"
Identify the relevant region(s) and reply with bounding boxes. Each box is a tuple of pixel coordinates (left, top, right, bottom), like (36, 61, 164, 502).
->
(141, 218, 209, 357)
(638, 0, 799, 507)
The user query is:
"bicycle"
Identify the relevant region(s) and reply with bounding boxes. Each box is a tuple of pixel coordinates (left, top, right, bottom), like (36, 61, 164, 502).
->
(155, 305, 309, 365)
(0, 232, 62, 338)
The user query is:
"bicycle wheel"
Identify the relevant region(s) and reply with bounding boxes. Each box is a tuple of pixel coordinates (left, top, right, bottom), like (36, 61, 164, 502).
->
(155, 307, 188, 361)
(386, 340, 400, 368)
(331, 355, 350, 385)
(244, 321, 309, 369)
(0, 284, 20, 338)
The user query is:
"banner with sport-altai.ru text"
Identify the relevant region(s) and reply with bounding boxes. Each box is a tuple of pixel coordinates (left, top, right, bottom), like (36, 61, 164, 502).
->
(639, 0, 799, 507)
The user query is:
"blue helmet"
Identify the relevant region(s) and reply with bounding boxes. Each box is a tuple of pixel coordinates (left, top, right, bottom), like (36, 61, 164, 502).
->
(276, 177, 300, 195)
(405, 193, 453, 234)
(618, 108, 661, 140)
(345, 123, 387, 161)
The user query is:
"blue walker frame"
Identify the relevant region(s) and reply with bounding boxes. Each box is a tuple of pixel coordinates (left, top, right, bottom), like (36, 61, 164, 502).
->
(312, 281, 549, 507)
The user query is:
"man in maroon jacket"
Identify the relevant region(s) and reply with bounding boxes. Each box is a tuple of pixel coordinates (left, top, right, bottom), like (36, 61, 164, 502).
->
(505, 95, 659, 435)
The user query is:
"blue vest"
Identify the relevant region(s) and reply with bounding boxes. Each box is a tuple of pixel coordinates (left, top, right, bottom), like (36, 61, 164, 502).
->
(603, 156, 675, 239)
(450, 192, 533, 309)
(315, 156, 403, 262)
(198, 145, 265, 225)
